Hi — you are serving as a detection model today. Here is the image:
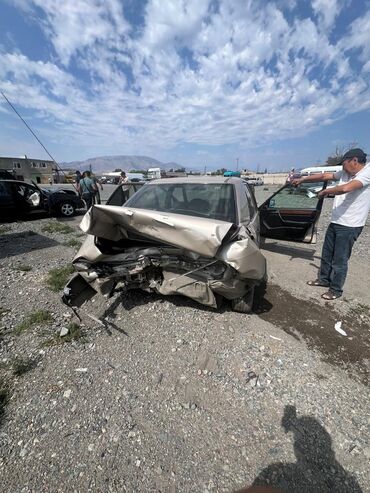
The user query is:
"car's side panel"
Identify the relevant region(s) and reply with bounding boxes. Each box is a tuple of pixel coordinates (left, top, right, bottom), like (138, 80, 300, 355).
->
(0, 181, 16, 215)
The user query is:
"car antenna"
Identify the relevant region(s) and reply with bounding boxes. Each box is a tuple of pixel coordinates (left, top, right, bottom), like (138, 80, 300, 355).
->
(1, 91, 78, 192)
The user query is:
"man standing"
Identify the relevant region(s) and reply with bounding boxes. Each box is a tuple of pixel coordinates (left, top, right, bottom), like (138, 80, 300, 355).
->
(118, 171, 130, 202)
(293, 148, 370, 300)
(78, 170, 97, 210)
(75, 170, 82, 196)
(91, 174, 104, 204)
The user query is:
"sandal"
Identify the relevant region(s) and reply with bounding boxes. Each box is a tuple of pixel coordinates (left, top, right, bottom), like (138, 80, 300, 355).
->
(307, 280, 329, 287)
(321, 291, 341, 300)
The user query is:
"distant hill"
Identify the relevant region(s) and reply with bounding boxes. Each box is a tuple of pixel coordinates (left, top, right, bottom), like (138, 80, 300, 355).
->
(61, 155, 183, 173)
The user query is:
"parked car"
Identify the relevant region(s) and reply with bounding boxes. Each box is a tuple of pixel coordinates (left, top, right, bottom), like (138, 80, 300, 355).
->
(245, 177, 264, 186)
(0, 179, 84, 218)
(63, 177, 326, 313)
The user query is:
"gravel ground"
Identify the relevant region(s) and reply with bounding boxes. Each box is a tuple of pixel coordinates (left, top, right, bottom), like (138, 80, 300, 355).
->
(0, 188, 369, 492)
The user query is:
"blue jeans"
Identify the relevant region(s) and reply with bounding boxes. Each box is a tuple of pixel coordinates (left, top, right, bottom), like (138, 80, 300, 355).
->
(319, 223, 363, 295)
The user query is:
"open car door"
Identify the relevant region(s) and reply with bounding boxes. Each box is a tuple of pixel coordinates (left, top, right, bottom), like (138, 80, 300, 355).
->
(259, 182, 326, 243)
(106, 182, 145, 206)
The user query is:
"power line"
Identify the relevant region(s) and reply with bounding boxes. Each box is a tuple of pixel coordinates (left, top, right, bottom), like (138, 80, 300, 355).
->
(1, 91, 78, 191)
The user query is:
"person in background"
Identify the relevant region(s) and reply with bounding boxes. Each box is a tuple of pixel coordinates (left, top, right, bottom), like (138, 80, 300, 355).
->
(91, 174, 104, 204)
(78, 170, 97, 209)
(75, 170, 82, 196)
(286, 167, 296, 183)
(118, 171, 130, 202)
(292, 148, 370, 300)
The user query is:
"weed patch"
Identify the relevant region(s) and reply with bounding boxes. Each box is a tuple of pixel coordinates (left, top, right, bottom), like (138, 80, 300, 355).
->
(46, 265, 74, 292)
(12, 356, 38, 376)
(14, 264, 32, 272)
(41, 222, 74, 234)
(64, 238, 82, 248)
(357, 303, 370, 314)
(0, 225, 11, 234)
(42, 323, 85, 346)
(14, 310, 53, 335)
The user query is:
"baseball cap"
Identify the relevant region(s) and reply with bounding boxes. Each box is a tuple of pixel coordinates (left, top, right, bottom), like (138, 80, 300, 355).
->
(341, 148, 367, 163)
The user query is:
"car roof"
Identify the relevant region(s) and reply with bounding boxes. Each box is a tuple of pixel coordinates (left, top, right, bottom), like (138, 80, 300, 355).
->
(0, 179, 32, 185)
(146, 176, 243, 185)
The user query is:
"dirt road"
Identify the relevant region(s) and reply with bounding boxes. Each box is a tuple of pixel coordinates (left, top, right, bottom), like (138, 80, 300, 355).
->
(0, 191, 369, 492)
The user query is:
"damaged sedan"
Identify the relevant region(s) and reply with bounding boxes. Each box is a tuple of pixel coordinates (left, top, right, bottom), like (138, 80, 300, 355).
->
(63, 177, 325, 313)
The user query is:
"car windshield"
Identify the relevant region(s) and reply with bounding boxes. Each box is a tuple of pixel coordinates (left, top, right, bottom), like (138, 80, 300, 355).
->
(125, 183, 237, 223)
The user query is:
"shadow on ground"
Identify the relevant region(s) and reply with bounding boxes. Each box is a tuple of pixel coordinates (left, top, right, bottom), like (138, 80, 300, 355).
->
(254, 284, 370, 385)
(249, 405, 363, 493)
(0, 231, 59, 259)
(261, 240, 320, 261)
(0, 378, 10, 428)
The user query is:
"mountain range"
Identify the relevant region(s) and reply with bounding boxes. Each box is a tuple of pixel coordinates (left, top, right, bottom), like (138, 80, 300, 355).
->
(61, 155, 183, 173)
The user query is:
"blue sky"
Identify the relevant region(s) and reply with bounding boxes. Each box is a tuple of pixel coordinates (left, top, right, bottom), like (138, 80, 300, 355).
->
(0, 0, 369, 171)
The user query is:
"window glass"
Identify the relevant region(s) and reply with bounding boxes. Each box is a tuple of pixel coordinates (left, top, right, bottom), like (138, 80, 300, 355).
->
(268, 183, 324, 209)
(244, 185, 256, 220)
(15, 184, 37, 199)
(0, 182, 12, 198)
(126, 183, 236, 222)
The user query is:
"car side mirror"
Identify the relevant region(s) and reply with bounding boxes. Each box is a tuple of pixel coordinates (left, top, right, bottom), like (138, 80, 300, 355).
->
(269, 198, 276, 208)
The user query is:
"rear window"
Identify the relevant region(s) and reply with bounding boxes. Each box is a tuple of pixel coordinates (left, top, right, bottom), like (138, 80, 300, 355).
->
(125, 183, 236, 223)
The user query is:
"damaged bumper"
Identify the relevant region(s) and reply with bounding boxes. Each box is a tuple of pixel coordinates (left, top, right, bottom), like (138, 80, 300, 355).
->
(63, 205, 267, 310)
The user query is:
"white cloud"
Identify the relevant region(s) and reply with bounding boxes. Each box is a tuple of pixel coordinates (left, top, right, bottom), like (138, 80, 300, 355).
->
(340, 9, 370, 65)
(12, 0, 130, 65)
(1, 0, 370, 161)
(312, 0, 343, 30)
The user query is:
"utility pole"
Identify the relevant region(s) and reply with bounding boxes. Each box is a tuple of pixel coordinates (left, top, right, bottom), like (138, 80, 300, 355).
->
(236, 157, 239, 171)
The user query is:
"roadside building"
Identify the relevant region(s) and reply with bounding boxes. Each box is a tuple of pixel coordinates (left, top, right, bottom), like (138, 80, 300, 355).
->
(0, 156, 55, 183)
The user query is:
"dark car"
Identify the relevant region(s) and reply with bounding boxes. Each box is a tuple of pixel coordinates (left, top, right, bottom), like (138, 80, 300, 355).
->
(0, 179, 84, 219)
(63, 177, 327, 313)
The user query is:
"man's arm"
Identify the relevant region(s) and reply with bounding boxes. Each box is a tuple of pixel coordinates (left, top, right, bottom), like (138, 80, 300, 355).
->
(292, 172, 335, 186)
(318, 179, 363, 197)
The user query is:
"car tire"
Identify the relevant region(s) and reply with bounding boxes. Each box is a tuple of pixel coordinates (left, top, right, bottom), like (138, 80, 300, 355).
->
(59, 202, 76, 217)
(231, 286, 255, 313)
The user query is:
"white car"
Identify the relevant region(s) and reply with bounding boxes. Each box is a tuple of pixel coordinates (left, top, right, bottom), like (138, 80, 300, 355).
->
(245, 177, 264, 186)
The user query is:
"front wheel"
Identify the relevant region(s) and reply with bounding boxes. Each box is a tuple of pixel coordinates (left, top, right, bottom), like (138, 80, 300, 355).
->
(231, 286, 255, 313)
(59, 202, 75, 217)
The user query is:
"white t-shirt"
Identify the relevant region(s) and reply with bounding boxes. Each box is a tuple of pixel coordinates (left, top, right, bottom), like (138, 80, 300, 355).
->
(331, 163, 370, 227)
(119, 176, 130, 191)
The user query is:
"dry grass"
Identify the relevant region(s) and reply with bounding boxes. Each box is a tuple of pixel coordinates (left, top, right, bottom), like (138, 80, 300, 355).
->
(42, 323, 85, 346)
(14, 310, 53, 335)
(46, 265, 75, 292)
(64, 238, 82, 248)
(13, 264, 32, 272)
(41, 222, 74, 234)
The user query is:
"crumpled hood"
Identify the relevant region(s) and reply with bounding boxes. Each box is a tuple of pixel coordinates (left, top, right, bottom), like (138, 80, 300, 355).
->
(78, 205, 266, 281)
(80, 205, 234, 258)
